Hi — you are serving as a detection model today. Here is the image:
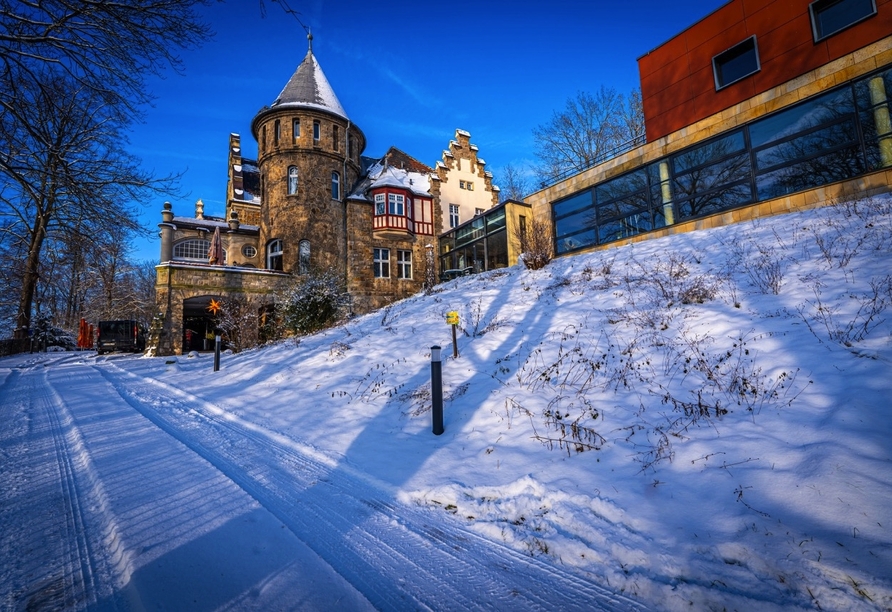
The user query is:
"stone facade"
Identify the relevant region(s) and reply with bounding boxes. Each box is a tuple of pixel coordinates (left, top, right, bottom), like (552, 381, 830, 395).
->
(154, 38, 508, 355)
(253, 105, 365, 275)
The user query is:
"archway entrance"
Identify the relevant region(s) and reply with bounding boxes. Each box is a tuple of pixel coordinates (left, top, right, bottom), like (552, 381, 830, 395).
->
(182, 295, 221, 352)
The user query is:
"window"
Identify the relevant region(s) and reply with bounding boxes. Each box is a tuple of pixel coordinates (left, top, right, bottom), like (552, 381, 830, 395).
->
(374, 248, 390, 278)
(810, 0, 876, 41)
(242, 245, 257, 258)
(396, 250, 412, 279)
(388, 193, 405, 215)
(333, 125, 340, 151)
(713, 36, 759, 90)
(475, 208, 485, 216)
(375, 193, 386, 215)
(460, 180, 466, 189)
(549, 65, 892, 253)
(287, 166, 299, 195)
(298, 240, 310, 274)
(519, 215, 528, 252)
(261, 125, 267, 151)
(274, 119, 281, 145)
(449, 204, 460, 228)
(293, 118, 300, 142)
(173, 239, 211, 261)
(313, 120, 320, 142)
(331, 172, 340, 200)
(267, 239, 283, 271)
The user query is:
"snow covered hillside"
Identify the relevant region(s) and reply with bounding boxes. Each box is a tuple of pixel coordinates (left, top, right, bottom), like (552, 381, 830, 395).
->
(2, 195, 891, 611)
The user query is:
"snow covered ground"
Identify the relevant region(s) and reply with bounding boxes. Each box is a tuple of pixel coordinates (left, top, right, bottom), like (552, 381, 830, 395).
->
(2, 195, 891, 611)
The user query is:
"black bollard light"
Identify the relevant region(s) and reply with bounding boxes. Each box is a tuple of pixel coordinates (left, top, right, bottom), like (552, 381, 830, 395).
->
(213, 328, 222, 372)
(431, 345, 444, 435)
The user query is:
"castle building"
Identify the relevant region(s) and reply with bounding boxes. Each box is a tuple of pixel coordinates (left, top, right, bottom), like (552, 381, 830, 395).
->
(154, 35, 507, 355)
(527, 0, 892, 254)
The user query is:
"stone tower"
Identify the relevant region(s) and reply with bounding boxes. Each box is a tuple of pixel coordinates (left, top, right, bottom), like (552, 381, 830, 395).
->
(251, 34, 366, 275)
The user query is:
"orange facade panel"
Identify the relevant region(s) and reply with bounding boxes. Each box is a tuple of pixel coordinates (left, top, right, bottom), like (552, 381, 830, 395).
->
(639, 0, 892, 141)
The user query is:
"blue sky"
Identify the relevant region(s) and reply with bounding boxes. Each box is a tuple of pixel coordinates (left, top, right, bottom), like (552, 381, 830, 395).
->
(129, 0, 724, 260)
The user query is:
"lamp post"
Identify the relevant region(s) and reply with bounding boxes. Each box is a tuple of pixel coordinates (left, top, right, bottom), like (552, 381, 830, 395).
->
(431, 345, 444, 435)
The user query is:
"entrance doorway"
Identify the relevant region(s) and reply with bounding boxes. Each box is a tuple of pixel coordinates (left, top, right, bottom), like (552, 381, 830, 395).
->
(182, 296, 221, 352)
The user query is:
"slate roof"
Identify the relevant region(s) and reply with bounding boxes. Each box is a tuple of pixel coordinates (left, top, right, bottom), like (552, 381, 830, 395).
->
(270, 47, 349, 121)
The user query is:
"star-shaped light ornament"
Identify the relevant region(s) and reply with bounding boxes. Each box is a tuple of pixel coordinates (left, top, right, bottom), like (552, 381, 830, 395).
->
(207, 299, 223, 315)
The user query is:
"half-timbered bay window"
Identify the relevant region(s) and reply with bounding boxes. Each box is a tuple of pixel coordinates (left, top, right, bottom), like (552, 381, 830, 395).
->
(389, 193, 405, 215)
(372, 190, 434, 235)
(373, 248, 390, 278)
(373, 190, 410, 231)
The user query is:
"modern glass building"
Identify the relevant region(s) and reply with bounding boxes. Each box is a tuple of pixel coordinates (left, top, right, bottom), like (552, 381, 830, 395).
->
(438, 200, 531, 277)
(552, 64, 892, 255)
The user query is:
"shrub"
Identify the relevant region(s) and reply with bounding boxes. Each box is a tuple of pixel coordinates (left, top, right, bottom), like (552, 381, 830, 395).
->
(276, 268, 350, 336)
(517, 217, 553, 271)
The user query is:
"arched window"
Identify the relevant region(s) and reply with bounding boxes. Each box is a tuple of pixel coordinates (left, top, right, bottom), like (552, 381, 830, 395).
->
(331, 171, 340, 200)
(287, 166, 298, 195)
(174, 238, 223, 261)
(298, 240, 310, 274)
(267, 239, 283, 271)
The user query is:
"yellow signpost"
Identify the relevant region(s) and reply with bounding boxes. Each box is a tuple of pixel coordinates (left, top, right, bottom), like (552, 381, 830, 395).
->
(446, 311, 459, 357)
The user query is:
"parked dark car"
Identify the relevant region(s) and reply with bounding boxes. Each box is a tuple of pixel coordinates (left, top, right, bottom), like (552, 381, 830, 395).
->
(97, 320, 146, 355)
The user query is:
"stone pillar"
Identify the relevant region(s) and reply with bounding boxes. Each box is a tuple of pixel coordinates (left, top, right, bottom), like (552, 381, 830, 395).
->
(658, 161, 675, 225)
(159, 202, 175, 263)
(869, 76, 892, 168)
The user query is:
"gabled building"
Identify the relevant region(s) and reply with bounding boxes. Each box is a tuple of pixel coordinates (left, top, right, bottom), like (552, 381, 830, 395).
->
(528, 0, 892, 255)
(154, 36, 506, 355)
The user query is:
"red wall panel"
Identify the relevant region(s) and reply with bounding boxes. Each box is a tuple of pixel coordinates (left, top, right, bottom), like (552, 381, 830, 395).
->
(639, 0, 892, 141)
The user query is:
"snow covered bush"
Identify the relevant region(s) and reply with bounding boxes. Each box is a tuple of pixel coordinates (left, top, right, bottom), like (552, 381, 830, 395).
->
(275, 268, 350, 336)
(213, 295, 260, 353)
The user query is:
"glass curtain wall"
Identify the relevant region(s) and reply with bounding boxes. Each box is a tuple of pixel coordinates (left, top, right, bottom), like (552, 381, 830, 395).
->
(440, 206, 509, 275)
(553, 64, 892, 255)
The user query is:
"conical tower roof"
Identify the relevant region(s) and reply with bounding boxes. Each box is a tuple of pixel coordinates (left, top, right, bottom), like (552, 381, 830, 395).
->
(269, 34, 349, 121)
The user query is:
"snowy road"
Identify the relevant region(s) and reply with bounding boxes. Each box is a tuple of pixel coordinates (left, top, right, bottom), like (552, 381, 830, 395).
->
(0, 352, 644, 611)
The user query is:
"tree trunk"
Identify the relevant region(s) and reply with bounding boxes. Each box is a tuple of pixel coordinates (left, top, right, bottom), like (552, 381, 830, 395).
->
(14, 215, 49, 339)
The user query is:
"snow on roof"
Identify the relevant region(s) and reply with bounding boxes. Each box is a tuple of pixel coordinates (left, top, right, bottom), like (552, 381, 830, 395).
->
(271, 50, 349, 121)
(455, 128, 471, 137)
(368, 164, 431, 196)
(347, 158, 433, 200)
(173, 216, 259, 232)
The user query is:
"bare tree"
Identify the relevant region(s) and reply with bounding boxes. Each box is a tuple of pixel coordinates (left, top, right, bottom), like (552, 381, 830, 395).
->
(0, 1, 212, 338)
(0, 0, 213, 118)
(0, 73, 167, 337)
(533, 86, 645, 184)
(515, 217, 553, 271)
(497, 164, 531, 202)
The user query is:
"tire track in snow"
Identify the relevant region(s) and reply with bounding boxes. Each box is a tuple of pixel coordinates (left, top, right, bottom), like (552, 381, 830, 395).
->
(97, 361, 646, 611)
(1, 357, 129, 610)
